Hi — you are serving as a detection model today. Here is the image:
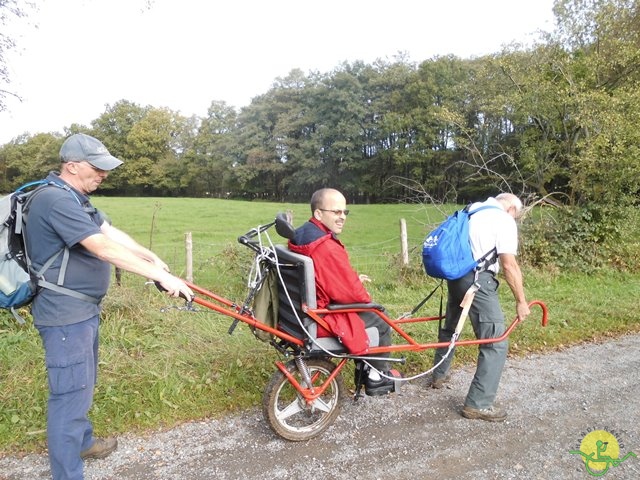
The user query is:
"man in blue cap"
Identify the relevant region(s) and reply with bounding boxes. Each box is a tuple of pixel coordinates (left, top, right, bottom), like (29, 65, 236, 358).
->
(25, 133, 193, 480)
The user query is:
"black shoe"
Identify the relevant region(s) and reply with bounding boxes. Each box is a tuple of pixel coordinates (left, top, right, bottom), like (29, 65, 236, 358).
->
(365, 376, 395, 396)
(365, 370, 402, 396)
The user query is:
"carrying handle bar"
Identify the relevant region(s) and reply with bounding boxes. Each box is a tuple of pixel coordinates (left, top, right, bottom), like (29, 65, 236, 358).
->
(153, 281, 193, 302)
(237, 220, 277, 252)
(236, 212, 295, 252)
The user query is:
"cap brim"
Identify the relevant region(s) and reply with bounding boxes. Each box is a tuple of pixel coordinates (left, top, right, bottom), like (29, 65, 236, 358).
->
(87, 155, 123, 171)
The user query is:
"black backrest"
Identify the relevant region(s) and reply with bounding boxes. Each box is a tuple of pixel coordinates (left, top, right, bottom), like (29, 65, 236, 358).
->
(273, 245, 316, 339)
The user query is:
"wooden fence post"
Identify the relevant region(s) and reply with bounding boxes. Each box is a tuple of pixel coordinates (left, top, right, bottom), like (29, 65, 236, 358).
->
(185, 232, 193, 282)
(400, 218, 409, 266)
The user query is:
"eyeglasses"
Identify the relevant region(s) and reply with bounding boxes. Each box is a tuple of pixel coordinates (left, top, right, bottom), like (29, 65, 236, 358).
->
(318, 208, 350, 216)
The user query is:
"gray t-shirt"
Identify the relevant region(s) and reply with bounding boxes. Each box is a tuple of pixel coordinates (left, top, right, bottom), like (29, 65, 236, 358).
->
(25, 174, 110, 326)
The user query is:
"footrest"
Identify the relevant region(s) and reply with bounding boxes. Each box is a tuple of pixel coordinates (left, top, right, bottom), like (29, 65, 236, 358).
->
(389, 368, 403, 393)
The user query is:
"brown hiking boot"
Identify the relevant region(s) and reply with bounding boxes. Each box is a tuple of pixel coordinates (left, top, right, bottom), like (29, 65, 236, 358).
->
(461, 405, 507, 422)
(80, 437, 118, 460)
(429, 373, 451, 389)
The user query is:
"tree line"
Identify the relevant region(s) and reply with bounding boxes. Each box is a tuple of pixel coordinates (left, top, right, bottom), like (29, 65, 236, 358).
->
(1, 0, 639, 212)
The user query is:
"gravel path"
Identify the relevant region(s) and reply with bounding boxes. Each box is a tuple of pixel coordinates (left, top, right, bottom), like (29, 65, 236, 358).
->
(1, 334, 639, 480)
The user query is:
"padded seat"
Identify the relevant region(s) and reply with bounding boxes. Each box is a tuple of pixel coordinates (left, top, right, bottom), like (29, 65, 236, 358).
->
(273, 245, 379, 353)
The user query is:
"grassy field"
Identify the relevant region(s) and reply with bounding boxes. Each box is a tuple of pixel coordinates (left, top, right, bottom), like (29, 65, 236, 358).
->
(88, 197, 443, 287)
(1, 197, 639, 453)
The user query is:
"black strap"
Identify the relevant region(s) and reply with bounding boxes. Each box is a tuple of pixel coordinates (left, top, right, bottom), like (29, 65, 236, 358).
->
(475, 248, 499, 273)
(410, 280, 443, 316)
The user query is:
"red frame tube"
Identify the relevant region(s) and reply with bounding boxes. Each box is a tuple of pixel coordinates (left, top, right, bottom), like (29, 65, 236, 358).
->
(180, 280, 548, 397)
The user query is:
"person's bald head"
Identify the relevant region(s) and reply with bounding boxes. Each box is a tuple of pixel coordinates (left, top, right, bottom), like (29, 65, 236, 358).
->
(310, 188, 349, 235)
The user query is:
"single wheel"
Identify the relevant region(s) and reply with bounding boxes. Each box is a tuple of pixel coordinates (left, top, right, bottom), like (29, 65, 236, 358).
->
(262, 357, 344, 441)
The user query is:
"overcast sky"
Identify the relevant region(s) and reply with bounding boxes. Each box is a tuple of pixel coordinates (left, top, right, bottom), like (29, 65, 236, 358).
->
(0, 0, 555, 144)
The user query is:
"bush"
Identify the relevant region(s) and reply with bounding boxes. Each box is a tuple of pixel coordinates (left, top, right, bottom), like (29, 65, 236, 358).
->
(520, 203, 640, 273)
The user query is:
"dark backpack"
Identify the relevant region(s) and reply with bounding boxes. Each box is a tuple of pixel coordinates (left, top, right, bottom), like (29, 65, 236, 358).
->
(0, 181, 100, 323)
(422, 204, 500, 281)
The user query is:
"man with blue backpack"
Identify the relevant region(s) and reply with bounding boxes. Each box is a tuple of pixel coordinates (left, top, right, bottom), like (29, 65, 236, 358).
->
(25, 133, 193, 480)
(429, 193, 530, 422)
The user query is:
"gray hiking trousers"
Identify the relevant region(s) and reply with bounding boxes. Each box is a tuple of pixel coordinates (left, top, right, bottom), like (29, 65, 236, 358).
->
(432, 270, 507, 409)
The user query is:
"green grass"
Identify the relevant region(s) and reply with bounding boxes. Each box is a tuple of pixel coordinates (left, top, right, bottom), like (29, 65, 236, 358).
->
(88, 197, 442, 288)
(1, 198, 639, 453)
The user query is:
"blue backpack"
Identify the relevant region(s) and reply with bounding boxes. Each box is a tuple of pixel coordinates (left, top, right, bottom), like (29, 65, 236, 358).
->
(422, 204, 500, 280)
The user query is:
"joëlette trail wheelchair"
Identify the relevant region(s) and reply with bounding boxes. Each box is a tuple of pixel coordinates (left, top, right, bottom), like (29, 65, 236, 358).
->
(173, 213, 548, 442)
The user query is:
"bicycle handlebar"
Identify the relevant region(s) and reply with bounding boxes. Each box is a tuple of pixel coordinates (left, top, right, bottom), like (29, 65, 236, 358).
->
(237, 220, 277, 251)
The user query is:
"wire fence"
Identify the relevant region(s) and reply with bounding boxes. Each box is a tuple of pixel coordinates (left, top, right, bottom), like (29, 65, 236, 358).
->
(170, 235, 424, 284)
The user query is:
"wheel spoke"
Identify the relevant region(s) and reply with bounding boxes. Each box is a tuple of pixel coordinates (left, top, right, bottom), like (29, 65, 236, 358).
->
(309, 396, 333, 413)
(276, 397, 305, 421)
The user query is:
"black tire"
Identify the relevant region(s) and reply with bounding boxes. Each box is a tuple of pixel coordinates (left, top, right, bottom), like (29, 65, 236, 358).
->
(262, 358, 344, 441)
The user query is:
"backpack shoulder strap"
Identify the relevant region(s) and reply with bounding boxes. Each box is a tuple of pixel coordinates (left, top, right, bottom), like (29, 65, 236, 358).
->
(466, 204, 503, 273)
(468, 204, 502, 216)
(20, 181, 101, 304)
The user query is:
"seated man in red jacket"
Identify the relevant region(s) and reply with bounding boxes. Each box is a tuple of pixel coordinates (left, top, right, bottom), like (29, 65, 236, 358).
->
(288, 188, 397, 396)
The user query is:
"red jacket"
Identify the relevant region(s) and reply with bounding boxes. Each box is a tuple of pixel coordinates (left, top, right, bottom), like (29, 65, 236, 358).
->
(288, 218, 370, 354)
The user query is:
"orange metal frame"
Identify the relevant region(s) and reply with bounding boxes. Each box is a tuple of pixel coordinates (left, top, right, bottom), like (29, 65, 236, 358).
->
(184, 280, 548, 406)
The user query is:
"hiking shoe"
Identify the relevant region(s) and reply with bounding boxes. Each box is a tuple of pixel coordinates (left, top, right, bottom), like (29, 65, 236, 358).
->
(430, 373, 451, 389)
(80, 437, 118, 460)
(461, 405, 507, 422)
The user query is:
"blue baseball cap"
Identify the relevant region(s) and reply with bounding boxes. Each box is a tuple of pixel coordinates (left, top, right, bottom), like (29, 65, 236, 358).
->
(60, 133, 123, 171)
